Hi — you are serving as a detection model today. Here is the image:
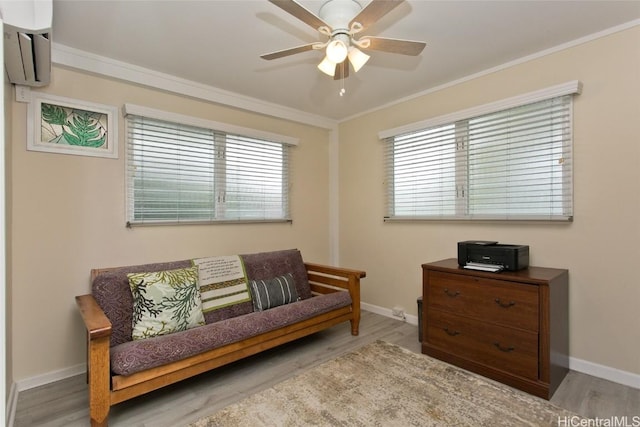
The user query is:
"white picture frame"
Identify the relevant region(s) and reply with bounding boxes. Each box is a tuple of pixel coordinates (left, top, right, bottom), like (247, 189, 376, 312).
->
(27, 93, 119, 158)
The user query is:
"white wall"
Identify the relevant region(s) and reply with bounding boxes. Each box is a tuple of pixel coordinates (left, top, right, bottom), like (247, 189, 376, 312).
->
(338, 26, 640, 377)
(9, 66, 333, 381)
(6, 21, 640, 394)
(1, 17, 8, 425)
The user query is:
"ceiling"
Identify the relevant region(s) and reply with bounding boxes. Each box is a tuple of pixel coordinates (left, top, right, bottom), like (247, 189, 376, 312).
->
(51, 0, 639, 122)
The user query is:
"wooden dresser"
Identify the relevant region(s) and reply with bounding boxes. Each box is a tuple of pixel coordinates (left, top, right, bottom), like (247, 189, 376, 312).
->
(421, 258, 569, 399)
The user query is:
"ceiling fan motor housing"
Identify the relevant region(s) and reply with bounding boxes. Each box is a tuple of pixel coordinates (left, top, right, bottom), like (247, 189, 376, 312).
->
(319, 0, 362, 31)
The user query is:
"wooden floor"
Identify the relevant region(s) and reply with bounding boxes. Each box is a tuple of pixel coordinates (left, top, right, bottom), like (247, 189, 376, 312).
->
(13, 311, 640, 426)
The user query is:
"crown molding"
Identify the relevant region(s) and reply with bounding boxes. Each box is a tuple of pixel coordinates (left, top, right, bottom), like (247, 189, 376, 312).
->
(51, 19, 639, 130)
(51, 43, 338, 131)
(342, 19, 640, 124)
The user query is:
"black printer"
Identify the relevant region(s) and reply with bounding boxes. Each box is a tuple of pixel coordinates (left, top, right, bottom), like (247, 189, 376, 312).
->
(457, 241, 529, 272)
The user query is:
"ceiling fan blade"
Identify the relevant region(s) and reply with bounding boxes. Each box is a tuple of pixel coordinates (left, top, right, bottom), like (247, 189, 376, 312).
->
(349, 0, 404, 31)
(268, 0, 330, 30)
(334, 61, 350, 80)
(364, 36, 426, 56)
(260, 43, 319, 60)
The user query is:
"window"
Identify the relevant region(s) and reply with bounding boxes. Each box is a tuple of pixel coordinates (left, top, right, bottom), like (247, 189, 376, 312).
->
(124, 105, 296, 225)
(381, 82, 580, 221)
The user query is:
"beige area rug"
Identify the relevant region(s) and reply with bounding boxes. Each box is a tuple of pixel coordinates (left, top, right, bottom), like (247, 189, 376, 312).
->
(189, 340, 579, 426)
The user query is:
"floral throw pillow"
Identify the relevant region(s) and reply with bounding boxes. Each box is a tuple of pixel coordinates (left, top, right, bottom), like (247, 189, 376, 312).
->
(128, 266, 205, 340)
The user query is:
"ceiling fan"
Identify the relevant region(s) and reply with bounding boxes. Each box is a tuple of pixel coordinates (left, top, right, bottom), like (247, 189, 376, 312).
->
(261, 0, 426, 80)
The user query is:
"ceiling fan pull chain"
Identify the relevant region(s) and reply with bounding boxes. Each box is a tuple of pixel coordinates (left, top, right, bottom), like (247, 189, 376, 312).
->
(339, 62, 346, 96)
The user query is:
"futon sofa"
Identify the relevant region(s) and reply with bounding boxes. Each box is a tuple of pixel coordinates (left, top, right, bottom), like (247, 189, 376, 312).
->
(75, 249, 365, 426)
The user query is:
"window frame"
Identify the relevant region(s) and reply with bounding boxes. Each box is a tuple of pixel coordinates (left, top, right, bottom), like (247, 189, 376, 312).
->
(379, 81, 581, 222)
(124, 104, 298, 226)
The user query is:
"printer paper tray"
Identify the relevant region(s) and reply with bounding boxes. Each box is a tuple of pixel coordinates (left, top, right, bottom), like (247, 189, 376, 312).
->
(463, 262, 504, 273)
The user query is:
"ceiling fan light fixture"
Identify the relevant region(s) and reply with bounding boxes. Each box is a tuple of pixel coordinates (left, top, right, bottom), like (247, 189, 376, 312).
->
(262, 0, 428, 81)
(326, 39, 348, 63)
(318, 56, 336, 76)
(348, 46, 369, 72)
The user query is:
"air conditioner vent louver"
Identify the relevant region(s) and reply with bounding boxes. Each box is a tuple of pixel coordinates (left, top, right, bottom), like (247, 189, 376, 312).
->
(1, 0, 53, 87)
(3, 23, 51, 86)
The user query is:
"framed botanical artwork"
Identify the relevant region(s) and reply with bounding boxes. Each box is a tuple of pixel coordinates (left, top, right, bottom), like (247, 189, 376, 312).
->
(27, 93, 119, 158)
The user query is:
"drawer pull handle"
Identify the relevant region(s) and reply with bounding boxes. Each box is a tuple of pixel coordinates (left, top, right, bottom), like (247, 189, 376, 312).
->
(494, 342, 515, 352)
(444, 328, 460, 336)
(495, 298, 515, 308)
(444, 288, 460, 297)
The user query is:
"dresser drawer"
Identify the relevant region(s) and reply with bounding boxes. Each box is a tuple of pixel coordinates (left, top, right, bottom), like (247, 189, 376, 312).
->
(427, 270, 539, 331)
(426, 309, 539, 380)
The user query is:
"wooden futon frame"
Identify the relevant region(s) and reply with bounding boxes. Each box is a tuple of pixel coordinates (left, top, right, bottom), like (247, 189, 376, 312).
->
(76, 262, 365, 426)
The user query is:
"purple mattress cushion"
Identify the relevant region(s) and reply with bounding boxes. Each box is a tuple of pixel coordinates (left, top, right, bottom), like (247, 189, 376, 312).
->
(92, 249, 313, 347)
(110, 291, 352, 376)
(240, 249, 312, 300)
(92, 260, 192, 347)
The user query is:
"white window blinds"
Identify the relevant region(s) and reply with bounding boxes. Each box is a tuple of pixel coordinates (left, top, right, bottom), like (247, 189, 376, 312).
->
(125, 111, 292, 225)
(383, 91, 577, 221)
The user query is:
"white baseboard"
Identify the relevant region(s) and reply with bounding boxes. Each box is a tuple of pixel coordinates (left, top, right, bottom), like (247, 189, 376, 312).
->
(16, 363, 85, 392)
(362, 303, 639, 390)
(9, 306, 639, 415)
(569, 356, 640, 390)
(362, 302, 419, 326)
(6, 381, 17, 427)
(8, 364, 86, 427)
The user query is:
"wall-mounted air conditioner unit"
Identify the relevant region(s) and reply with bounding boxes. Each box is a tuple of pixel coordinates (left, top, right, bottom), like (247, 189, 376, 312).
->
(1, 0, 52, 87)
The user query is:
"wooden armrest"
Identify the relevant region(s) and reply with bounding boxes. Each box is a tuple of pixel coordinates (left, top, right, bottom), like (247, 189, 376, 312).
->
(76, 294, 112, 340)
(305, 262, 364, 336)
(76, 294, 112, 426)
(305, 262, 365, 292)
(304, 262, 366, 279)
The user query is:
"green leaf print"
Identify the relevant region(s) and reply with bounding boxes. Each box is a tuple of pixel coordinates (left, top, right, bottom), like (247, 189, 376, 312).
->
(129, 267, 203, 339)
(130, 279, 162, 323)
(62, 110, 107, 148)
(161, 280, 202, 331)
(137, 268, 198, 288)
(140, 321, 173, 339)
(41, 103, 67, 125)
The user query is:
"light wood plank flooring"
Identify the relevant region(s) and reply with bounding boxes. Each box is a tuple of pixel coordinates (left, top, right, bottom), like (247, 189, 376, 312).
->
(13, 311, 640, 426)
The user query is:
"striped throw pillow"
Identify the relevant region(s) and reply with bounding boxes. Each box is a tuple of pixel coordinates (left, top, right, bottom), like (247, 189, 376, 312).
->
(249, 273, 300, 311)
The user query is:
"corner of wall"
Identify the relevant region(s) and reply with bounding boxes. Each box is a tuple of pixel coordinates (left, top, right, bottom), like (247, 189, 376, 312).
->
(2, 18, 15, 426)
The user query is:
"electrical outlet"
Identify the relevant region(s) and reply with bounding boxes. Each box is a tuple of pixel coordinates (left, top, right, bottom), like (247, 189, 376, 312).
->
(392, 306, 406, 321)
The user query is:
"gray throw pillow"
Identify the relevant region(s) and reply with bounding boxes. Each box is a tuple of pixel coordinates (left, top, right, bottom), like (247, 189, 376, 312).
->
(249, 273, 300, 311)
